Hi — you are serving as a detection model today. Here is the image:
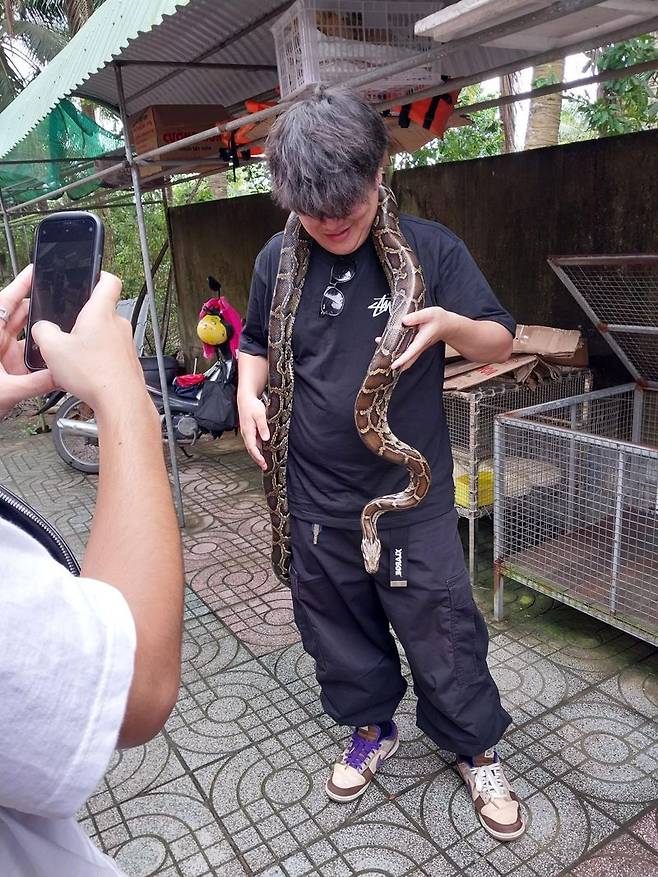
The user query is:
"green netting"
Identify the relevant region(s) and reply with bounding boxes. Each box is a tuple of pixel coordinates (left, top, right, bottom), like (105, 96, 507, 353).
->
(0, 98, 123, 206)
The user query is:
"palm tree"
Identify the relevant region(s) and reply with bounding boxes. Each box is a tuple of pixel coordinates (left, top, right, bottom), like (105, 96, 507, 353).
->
(1, 1, 104, 110)
(524, 60, 566, 150)
(1, 3, 67, 109)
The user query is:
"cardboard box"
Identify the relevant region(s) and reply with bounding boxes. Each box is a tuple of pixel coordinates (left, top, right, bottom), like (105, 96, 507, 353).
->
(514, 324, 589, 368)
(542, 337, 589, 368)
(128, 105, 230, 179)
(444, 359, 489, 381)
(443, 354, 539, 391)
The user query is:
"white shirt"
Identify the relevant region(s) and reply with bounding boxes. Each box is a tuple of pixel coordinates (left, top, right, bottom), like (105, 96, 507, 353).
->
(0, 516, 136, 875)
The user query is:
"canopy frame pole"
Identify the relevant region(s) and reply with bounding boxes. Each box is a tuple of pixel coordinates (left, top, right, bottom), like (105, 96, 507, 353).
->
(0, 188, 20, 277)
(114, 61, 185, 528)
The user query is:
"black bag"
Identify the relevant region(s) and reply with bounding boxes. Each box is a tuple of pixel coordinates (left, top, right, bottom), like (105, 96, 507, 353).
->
(195, 365, 237, 435)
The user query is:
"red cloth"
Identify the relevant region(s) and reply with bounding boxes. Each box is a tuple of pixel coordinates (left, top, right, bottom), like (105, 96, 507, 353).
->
(174, 373, 206, 388)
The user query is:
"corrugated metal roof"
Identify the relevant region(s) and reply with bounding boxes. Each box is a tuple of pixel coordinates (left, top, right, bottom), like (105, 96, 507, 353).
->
(74, 0, 289, 116)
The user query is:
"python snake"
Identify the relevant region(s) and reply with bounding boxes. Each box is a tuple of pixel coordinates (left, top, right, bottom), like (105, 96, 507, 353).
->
(263, 186, 431, 585)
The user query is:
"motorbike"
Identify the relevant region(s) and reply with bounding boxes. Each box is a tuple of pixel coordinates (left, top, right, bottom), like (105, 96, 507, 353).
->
(43, 278, 241, 475)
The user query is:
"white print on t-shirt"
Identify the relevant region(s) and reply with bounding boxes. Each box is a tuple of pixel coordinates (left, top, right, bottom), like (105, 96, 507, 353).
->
(367, 295, 392, 318)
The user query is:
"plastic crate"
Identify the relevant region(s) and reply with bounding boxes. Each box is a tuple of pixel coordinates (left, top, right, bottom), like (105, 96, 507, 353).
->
(271, 0, 443, 100)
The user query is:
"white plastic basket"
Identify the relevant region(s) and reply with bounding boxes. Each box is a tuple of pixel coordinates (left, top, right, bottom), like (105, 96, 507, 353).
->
(271, 0, 443, 100)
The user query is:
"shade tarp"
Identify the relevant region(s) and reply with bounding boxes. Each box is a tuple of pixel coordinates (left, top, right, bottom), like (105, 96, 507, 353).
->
(0, 99, 123, 206)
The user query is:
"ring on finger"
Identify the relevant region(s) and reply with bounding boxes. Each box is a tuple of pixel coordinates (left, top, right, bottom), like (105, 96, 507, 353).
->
(0, 304, 12, 324)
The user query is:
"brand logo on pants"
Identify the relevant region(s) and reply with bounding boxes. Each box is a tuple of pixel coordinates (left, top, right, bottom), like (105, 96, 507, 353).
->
(394, 548, 403, 577)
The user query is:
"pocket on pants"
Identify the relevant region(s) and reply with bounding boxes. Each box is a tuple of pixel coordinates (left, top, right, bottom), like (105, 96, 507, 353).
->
(446, 569, 482, 685)
(290, 566, 325, 673)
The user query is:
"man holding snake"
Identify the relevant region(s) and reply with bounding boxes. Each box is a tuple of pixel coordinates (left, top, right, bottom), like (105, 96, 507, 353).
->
(238, 87, 524, 841)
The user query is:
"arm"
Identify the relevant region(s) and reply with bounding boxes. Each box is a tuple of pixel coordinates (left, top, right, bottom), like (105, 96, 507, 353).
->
(392, 308, 513, 371)
(32, 274, 183, 748)
(237, 351, 269, 471)
(237, 245, 275, 471)
(391, 237, 514, 372)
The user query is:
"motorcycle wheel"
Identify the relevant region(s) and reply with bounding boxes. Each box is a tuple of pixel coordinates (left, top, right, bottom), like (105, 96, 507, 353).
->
(52, 395, 100, 474)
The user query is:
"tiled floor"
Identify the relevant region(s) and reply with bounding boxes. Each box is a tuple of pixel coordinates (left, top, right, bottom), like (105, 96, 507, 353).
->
(1, 418, 657, 877)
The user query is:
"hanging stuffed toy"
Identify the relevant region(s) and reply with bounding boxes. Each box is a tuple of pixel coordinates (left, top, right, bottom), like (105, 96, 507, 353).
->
(198, 276, 243, 360)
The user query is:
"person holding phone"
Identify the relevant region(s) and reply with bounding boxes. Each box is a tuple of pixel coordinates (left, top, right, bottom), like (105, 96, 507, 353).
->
(0, 267, 184, 875)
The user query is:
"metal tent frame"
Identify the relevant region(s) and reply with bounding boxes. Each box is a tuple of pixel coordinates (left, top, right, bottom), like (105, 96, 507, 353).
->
(1, 0, 657, 527)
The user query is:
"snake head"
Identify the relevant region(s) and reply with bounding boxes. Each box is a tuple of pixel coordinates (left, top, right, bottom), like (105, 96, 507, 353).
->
(361, 536, 381, 575)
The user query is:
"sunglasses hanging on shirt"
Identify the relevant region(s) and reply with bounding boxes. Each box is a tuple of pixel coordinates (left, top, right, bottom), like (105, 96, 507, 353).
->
(320, 259, 357, 317)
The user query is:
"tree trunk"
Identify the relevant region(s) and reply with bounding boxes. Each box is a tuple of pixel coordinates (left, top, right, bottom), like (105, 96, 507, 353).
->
(64, 3, 96, 117)
(524, 60, 565, 150)
(80, 100, 96, 122)
(500, 72, 518, 153)
(206, 171, 228, 200)
(64, 0, 95, 36)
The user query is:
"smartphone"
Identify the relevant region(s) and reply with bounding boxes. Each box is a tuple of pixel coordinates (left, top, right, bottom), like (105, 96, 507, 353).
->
(24, 211, 104, 371)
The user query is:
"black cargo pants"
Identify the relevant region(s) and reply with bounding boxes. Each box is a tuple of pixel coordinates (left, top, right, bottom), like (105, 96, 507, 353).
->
(289, 510, 511, 755)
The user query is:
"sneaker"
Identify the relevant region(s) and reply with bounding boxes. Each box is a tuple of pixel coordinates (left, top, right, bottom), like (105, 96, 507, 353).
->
(325, 722, 399, 803)
(456, 749, 525, 841)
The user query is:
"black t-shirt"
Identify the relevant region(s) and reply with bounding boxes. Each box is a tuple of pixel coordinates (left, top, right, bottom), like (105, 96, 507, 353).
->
(240, 213, 515, 530)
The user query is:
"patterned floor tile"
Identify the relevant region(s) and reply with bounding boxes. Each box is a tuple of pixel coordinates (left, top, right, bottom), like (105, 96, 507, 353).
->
(567, 831, 658, 877)
(168, 658, 318, 770)
(84, 734, 186, 815)
(393, 769, 618, 877)
(180, 608, 252, 685)
(195, 586, 300, 656)
(629, 807, 658, 851)
(82, 775, 247, 877)
(499, 609, 655, 686)
(5, 416, 658, 876)
(488, 635, 590, 724)
(596, 653, 658, 720)
(518, 693, 658, 823)
(312, 801, 443, 876)
(194, 736, 388, 873)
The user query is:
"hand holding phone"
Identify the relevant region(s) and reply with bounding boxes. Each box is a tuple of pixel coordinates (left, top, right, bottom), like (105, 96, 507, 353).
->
(30, 272, 149, 413)
(25, 211, 104, 371)
(0, 267, 55, 418)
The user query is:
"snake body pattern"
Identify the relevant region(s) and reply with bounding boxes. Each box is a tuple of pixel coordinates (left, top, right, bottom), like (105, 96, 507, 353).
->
(263, 186, 431, 585)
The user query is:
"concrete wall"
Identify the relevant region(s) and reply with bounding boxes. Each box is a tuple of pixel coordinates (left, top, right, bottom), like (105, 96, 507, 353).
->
(168, 192, 287, 367)
(169, 129, 658, 377)
(393, 128, 658, 379)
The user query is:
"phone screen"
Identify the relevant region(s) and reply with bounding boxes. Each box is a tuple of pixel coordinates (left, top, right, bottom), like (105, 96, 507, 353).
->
(25, 214, 102, 370)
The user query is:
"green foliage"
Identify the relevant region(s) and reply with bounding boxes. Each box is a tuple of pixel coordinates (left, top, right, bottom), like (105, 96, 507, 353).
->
(0, 8, 66, 109)
(531, 71, 561, 90)
(558, 100, 591, 145)
(393, 85, 503, 169)
(0, 2, 106, 109)
(570, 35, 658, 137)
(226, 160, 271, 197)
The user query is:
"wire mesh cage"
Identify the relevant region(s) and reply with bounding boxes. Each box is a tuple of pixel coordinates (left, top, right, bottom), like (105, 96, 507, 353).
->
(271, 0, 442, 100)
(494, 256, 658, 645)
(444, 367, 592, 583)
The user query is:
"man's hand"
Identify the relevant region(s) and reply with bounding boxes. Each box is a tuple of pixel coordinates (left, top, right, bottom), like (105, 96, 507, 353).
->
(238, 392, 269, 471)
(0, 266, 55, 418)
(390, 306, 456, 372)
(386, 306, 513, 371)
(32, 271, 148, 413)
